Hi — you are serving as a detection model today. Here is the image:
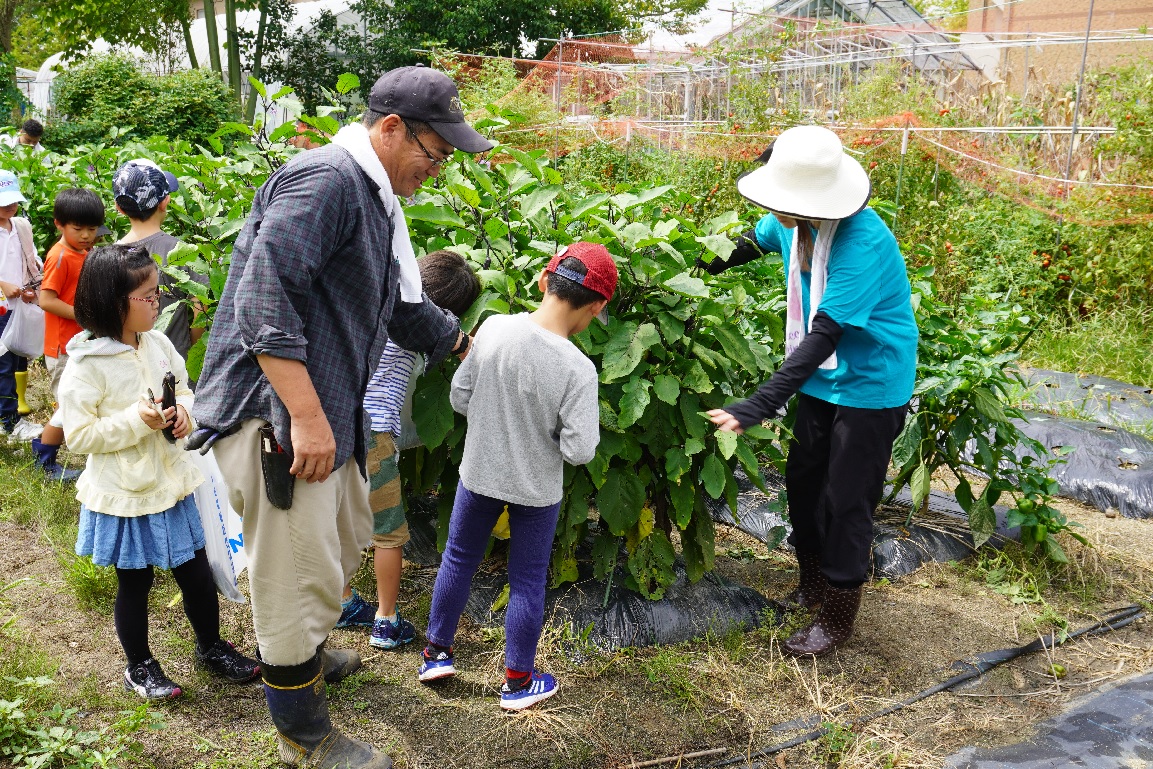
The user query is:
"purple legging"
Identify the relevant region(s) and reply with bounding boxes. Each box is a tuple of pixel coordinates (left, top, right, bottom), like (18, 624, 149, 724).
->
(426, 482, 560, 672)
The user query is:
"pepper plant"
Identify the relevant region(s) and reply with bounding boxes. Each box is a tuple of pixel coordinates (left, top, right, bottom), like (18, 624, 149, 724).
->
(400, 143, 788, 599)
(890, 257, 1083, 561)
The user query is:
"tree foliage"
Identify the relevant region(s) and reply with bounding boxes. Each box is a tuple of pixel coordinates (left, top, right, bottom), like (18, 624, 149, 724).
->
(264, 0, 706, 112)
(46, 54, 235, 148)
(31, 0, 191, 58)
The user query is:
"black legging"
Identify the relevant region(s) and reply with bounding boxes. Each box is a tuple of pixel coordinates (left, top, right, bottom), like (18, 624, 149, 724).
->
(114, 548, 220, 666)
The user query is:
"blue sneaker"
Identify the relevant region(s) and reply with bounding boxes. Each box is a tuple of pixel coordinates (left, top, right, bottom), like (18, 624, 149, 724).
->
(369, 612, 416, 650)
(500, 670, 558, 711)
(335, 589, 377, 629)
(418, 647, 456, 682)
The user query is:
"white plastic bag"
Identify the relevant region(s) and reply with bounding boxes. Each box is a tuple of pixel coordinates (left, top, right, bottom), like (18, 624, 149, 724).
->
(0, 301, 45, 359)
(396, 355, 425, 451)
(187, 448, 248, 604)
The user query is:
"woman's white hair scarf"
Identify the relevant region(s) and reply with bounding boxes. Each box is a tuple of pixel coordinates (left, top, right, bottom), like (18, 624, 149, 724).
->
(784, 220, 840, 370)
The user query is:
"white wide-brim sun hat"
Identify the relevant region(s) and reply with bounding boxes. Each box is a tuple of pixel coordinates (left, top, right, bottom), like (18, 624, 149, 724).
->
(737, 125, 871, 221)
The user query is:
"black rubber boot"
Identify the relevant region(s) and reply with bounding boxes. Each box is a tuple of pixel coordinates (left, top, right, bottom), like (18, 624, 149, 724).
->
(262, 651, 392, 768)
(31, 438, 82, 483)
(781, 584, 862, 657)
(773, 550, 826, 612)
(320, 642, 363, 685)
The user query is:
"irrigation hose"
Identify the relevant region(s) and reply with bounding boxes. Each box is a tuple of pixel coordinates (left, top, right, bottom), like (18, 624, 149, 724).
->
(702, 603, 1146, 768)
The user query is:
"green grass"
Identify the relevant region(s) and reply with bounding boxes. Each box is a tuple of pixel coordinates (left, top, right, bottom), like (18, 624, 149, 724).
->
(1022, 305, 1153, 389)
(0, 440, 122, 614)
(0, 440, 84, 545)
(637, 646, 704, 708)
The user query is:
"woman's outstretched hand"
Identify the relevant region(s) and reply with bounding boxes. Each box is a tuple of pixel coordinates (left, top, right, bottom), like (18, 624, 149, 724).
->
(707, 408, 744, 434)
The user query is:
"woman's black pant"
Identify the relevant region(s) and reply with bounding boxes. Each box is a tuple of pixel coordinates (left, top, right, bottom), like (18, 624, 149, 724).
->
(784, 393, 909, 589)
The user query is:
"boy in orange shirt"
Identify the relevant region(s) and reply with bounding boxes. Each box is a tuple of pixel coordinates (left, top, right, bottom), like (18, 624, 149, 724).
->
(33, 188, 105, 481)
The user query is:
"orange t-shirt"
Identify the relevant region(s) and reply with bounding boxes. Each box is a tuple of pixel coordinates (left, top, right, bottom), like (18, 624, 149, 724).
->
(40, 240, 88, 358)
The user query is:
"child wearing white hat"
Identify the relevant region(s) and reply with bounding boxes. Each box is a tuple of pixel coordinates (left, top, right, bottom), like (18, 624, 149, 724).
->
(0, 170, 42, 442)
(706, 125, 919, 657)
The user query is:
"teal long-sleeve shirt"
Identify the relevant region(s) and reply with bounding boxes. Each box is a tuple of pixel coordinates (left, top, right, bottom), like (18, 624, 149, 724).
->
(753, 208, 919, 409)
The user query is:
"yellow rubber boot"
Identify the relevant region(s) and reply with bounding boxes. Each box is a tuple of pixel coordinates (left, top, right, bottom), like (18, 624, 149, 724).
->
(14, 371, 30, 415)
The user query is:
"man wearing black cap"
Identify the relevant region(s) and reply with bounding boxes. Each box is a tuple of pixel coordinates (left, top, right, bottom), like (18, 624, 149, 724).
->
(193, 66, 493, 769)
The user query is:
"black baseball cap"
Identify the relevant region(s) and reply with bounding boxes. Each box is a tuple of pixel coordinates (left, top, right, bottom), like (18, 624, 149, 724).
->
(368, 66, 494, 154)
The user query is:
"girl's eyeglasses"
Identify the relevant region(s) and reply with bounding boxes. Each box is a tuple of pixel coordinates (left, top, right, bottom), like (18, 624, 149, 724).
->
(129, 294, 161, 306)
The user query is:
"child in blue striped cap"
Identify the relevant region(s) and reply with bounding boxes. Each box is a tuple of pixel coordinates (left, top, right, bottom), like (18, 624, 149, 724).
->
(335, 250, 480, 651)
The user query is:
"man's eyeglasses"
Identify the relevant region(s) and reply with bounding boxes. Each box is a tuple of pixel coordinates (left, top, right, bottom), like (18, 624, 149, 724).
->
(129, 293, 161, 306)
(403, 119, 451, 168)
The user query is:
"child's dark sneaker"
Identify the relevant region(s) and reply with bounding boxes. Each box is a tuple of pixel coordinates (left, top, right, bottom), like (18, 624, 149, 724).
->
(418, 647, 456, 682)
(124, 658, 182, 700)
(335, 588, 377, 628)
(369, 612, 416, 650)
(196, 639, 261, 683)
(500, 670, 557, 711)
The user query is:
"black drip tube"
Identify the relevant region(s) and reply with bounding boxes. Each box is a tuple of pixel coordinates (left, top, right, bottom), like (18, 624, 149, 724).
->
(703, 603, 1146, 769)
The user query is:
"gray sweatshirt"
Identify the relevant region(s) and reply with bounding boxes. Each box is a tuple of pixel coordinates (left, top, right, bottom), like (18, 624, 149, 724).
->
(451, 313, 600, 507)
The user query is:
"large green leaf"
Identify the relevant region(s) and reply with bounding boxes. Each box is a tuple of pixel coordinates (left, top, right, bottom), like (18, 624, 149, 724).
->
(568, 193, 610, 220)
(505, 147, 543, 180)
(600, 322, 660, 382)
(891, 416, 923, 469)
(405, 203, 467, 228)
(968, 497, 997, 549)
(519, 185, 562, 220)
(711, 325, 760, 373)
(597, 468, 646, 535)
(701, 453, 727, 499)
(610, 185, 673, 210)
(662, 273, 709, 298)
(664, 447, 692, 484)
(669, 477, 696, 529)
(626, 530, 676, 599)
(972, 386, 1007, 422)
(695, 234, 736, 261)
(716, 430, 738, 460)
(681, 505, 715, 583)
(734, 440, 766, 492)
(681, 360, 714, 394)
(618, 377, 651, 429)
(412, 373, 455, 449)
(910, 462, 931, 512)
(652, 375, 681, 405)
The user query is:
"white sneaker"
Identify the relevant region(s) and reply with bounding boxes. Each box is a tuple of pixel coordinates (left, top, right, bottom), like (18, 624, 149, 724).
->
(10, 417, 43, 442)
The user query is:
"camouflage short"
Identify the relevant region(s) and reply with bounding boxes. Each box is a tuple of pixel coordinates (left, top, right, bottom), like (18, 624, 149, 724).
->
(366, 431, 409, 549)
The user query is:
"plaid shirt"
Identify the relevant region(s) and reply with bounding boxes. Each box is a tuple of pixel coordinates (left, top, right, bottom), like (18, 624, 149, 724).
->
(192, 145, 458, 472)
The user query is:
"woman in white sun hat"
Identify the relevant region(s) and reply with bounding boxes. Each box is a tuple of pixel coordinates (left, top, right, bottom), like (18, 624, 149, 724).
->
(705, 125, 918, 657)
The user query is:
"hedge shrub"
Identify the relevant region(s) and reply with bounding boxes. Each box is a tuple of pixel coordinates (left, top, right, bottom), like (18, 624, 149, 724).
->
(44, 55, 236, 149)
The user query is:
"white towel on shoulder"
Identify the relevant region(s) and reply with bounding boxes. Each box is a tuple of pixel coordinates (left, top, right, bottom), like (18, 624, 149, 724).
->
(784, 219, 839, 370)
(330, 123, 423, 303)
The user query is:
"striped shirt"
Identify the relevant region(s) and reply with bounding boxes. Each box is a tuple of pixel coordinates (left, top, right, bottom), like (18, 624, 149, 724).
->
(364, 340, 417, 436)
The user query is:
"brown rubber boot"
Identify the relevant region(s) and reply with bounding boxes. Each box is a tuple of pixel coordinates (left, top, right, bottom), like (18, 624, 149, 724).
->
(780, 584, 862, 657)
(772, 550, 826, 612)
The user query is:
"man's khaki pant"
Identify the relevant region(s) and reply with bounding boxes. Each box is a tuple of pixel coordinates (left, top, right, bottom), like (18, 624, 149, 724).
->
(213, 419, 372, 666)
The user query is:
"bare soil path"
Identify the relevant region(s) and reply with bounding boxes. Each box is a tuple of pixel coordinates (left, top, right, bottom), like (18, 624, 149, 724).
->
(2, 479, 1150, 769)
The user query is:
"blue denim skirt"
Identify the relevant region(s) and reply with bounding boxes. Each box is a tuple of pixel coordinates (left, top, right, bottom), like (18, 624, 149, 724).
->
(75, 494, 206, 570)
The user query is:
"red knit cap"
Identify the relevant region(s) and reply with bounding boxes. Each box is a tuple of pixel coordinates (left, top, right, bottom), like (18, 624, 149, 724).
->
(545, 242, 618, 301)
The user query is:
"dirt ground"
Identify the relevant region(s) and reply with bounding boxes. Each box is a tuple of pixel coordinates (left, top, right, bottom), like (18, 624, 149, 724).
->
(1, 464, 1151, 769)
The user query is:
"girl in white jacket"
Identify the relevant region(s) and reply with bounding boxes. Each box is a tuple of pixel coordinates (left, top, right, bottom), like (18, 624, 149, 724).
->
(59, 244, 259, 701)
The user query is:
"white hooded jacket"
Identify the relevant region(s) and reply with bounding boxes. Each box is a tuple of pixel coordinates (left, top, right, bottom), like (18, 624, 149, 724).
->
(59, 330, 202, 517)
